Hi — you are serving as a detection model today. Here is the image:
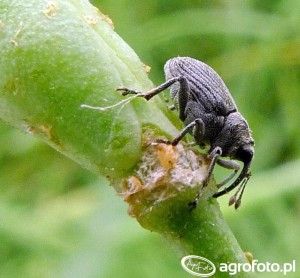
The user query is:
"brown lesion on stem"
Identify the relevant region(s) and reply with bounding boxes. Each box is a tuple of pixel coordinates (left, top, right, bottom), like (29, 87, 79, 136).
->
(26, 123, 64, 150)
(43, 1, 59, 19)
(120, 134, 216, 219)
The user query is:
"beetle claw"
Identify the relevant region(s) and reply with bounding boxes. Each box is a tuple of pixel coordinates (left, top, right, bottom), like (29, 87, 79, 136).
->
(116, 87, 141, 96)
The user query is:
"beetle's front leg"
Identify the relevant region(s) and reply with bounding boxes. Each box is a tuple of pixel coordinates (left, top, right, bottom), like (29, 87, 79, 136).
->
(117, 76, 188, 101)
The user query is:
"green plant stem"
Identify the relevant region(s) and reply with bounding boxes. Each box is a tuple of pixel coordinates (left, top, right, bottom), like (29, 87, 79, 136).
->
(140, 197, 248, 278)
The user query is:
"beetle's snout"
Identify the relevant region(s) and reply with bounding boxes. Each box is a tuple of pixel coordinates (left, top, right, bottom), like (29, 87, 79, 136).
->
(236, 145, 254, 164)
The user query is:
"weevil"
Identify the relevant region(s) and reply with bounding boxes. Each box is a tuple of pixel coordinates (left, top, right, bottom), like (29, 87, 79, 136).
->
(117, 57, 254, 209)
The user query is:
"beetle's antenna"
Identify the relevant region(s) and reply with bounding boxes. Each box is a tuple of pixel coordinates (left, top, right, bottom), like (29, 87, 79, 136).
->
(228, 176, 249, 208)
(213, 161, 251, 199)
(228, 178, 245, 206)
(233, 177, 249, 209)
(80, 94, 139, 112)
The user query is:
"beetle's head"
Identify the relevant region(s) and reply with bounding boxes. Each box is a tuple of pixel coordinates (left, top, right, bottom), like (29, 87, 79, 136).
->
(221, 112, 254, 164)
(215, 138, 254, 209)
(234, 142, 254, 165)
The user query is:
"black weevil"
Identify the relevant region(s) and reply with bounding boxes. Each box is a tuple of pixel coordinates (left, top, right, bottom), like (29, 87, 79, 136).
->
(118, 57, 254, 209)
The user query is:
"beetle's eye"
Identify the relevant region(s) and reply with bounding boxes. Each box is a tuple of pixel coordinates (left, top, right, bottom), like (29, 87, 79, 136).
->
(236, 146, 253, 164)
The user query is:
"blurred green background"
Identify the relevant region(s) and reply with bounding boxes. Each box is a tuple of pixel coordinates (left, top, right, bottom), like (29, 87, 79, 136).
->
(0, 0, 299, 277)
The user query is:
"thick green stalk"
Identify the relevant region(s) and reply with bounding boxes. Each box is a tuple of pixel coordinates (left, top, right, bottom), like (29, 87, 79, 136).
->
(0, 1, 249, 276)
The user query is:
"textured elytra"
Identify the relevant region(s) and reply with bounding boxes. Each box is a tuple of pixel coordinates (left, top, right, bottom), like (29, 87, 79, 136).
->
(164, 57, 237, 116)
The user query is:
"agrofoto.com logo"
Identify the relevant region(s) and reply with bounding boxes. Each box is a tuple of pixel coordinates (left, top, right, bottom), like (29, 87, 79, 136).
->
(181, 255, 296, 277)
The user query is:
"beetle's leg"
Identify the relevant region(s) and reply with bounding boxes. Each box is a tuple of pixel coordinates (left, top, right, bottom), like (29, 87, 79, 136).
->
(157, 118, 204, 146)
(188, 146, 222, 210)
(117, 76, 189, 101)
(172, 118, 204, 146)
(176, 78, 189, 121)
(216, 159, 240, 187)
(204, 147, 223, 186)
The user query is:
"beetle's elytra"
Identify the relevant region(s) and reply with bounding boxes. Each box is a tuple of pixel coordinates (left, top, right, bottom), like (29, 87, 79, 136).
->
(118, 57, 254, 209)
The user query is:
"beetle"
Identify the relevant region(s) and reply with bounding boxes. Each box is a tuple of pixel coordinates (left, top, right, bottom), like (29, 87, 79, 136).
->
(117, 57, 254, 209)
